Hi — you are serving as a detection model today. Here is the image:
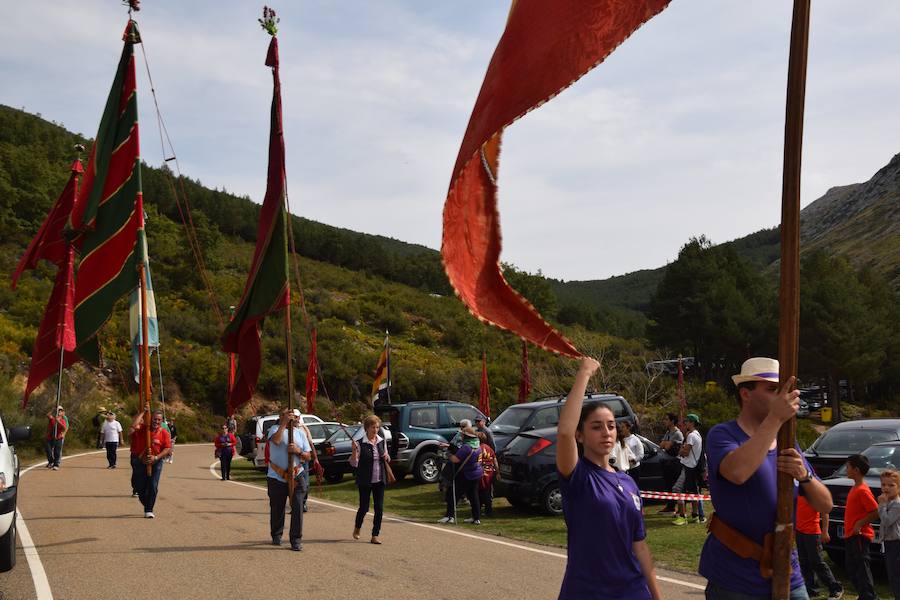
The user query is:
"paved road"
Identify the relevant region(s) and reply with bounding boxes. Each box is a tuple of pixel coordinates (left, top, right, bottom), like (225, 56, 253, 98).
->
(6, 446, 708, 599)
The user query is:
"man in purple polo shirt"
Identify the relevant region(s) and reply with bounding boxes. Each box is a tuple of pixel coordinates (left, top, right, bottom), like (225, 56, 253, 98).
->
(699, 357, 833, 599)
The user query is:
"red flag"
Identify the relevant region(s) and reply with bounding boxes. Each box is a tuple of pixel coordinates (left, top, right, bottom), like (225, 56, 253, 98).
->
(305, 329, 318, 415)
(11, 159, 83, 289)
(441, 0, 671, 357)
(517, 340, 531, 404)
(220, 36, 290, 415)
(22, 246, 78, 407)
(479, 351, 491, 418)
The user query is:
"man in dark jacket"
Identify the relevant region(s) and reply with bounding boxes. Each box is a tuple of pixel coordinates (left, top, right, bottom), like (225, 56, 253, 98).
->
(474, 416, 495, 451)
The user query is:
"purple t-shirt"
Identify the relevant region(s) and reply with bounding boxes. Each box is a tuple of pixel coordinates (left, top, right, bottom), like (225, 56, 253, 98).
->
(558, 458, 649, 600)
(699, 420, 811, 595)
(455, 444, 483, 480)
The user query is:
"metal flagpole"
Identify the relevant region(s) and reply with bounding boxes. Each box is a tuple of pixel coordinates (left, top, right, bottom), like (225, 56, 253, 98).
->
(773, 0, 811, 597)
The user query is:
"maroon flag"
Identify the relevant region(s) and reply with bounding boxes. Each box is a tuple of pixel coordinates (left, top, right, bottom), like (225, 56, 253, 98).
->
(11, 159, 83, 289)
(441, 0, 671, 357)
(517, 340, 531, 404)
(220, 35, 290, 415)
(305, 329, 318, 415)
(22, 247, 78, 406)
(479, 351, 491, 418)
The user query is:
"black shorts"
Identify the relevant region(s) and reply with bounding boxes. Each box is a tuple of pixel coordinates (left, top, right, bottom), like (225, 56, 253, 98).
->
(682, 465, 700, 494)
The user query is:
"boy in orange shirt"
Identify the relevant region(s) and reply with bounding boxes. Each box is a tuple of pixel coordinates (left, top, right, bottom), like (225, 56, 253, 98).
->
(796, 494, 843, 599)
(843, 454, 879, 600)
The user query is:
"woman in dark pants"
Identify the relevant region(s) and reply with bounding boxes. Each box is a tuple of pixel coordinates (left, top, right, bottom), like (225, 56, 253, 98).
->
(447, 426, 483, 525)
(350, 415, 391, 544)
(214, 424, 237, 480)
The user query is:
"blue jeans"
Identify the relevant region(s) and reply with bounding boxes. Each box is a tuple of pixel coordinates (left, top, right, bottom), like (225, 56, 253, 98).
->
(46, 439, 63, 467)
(705, 582, 809, 600)
(131, 455, 164, 512)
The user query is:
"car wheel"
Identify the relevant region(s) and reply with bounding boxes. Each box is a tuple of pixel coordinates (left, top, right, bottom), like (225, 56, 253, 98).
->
(541, 482, 563, 516)
(0, 512, 16, 572)
(414, 451, 440, 483)
(324, 471, 344, 484)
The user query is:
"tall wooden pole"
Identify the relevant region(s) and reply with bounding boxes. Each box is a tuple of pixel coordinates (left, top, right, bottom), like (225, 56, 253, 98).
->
(285, 296, 296, 504)
(138, 258, 153, 476)
(773, 1, 811, 597)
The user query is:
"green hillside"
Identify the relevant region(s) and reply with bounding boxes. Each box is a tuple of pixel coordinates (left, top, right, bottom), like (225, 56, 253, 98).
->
(1, 105, 664, 450)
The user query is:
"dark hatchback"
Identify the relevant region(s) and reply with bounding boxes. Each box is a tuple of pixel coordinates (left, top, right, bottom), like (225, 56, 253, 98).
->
(821, 440, 900, 564)
(804, 419, 900, 478)
(494, 427, 677, 515)
(488, 393, 639, 452)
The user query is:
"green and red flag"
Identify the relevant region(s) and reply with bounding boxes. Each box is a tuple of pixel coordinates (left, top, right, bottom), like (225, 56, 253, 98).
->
(441, 0, 671, 357)
(68, 20, 144, 365)
(221, 35, 290, 415)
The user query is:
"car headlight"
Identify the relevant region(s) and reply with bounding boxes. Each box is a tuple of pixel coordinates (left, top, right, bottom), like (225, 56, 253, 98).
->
(0, 472, 6, 492)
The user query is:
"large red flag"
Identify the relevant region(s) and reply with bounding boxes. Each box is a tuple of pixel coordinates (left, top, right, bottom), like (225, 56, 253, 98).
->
(479, 351, 491, 418)
(517, 340, 531, 404)
(221, 36, 290, 415)
(305, 329, 318, 415)
(442, 0, 671, 357)
(11, 159, 83, 290)
(22, 247, 78, 406)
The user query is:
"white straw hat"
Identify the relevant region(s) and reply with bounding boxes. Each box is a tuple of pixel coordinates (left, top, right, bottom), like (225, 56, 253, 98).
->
(732, 357, 780, 385)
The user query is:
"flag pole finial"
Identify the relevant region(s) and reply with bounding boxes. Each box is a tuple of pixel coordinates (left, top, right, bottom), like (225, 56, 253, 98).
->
(259, 6, 280, 37)
(124, 0, 140, 14)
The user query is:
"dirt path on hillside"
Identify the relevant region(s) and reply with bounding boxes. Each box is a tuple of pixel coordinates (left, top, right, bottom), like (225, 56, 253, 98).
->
(7, 446, 708, 599)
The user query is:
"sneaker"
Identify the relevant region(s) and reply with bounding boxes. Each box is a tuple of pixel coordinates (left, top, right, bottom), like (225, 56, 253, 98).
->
(46, 462, 53, 469)
(144, 512, 155, 519)
(290, 541, 302, 551)
(272, 536, 282, 546)
(132, 491, 138, 497)
(698, 516, 707, 524)
(52, 465, 59, 471)
(672, 516, 688, 526)
(827, 589, 843, 599)
(688, 515, 699, 524)
(437, 516, 455, 524)
(303, 503, 308, 513)
(464, 518, 476, 523)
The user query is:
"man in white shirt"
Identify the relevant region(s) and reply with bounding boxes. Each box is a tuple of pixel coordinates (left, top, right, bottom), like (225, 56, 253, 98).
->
(100, 412, 123, 469)
(622, 420, 645, 487)
(673, 413, 704, 525)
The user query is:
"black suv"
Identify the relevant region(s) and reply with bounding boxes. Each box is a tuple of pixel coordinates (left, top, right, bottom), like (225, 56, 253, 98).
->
(488, 393, 639, 451)
(374, 401, 488, 483)
(804, 419, 900, 478)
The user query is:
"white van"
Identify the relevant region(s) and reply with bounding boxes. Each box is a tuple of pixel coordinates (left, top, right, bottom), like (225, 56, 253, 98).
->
(238, 412, 324, 470)
(0, 414, 31, 572)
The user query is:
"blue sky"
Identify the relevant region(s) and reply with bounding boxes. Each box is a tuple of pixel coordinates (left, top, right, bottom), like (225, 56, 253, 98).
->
(3, 1, 899, 281)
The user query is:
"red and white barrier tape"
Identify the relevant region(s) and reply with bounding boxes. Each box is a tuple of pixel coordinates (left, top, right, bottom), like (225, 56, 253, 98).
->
(640, 490, 711, 501)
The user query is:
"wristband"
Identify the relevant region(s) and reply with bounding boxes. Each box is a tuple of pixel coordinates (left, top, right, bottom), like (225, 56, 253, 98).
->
(797, 470, 813, 484)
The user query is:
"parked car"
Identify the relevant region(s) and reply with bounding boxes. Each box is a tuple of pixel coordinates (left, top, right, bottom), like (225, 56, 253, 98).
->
(305, 421, 345, 446)
(488, 393, 639, 452)
(799, 387, 826, 410)
(0, 413, 32, 572)
(821, 440, 900, 565)
(316, 425, 395, 483)
(804, 419, 900, 478)
(238, 412, 324, 470)
(494, 428, 676, 515)
(374, 401, 488, 483)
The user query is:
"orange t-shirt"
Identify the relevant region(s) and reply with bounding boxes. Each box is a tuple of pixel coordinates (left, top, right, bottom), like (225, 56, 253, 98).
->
(795, 496, 821, 535)
(844, 483, 878, 540)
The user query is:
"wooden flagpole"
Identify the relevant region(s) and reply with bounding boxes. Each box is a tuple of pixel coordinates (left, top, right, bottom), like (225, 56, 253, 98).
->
(285, 295, 296, 504)
(138, 253, 153, 476)
(773, 0, 811, 597)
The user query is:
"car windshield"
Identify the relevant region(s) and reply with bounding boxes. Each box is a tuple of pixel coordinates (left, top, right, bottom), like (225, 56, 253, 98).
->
(813, 429, 897, 454)
(490, 408, 532, 434)
(830, 444, 900, 478)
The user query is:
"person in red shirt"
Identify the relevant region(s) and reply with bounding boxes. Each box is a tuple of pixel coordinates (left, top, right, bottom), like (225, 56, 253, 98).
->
(843, 454, 879, 600)
(795, 495, 843, 599)
(45, 407, 68, 470)
(130, 409, 172, 519)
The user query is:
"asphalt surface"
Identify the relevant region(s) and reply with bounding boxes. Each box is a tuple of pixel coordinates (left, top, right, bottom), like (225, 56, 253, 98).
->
(5, 445, 708, 599)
